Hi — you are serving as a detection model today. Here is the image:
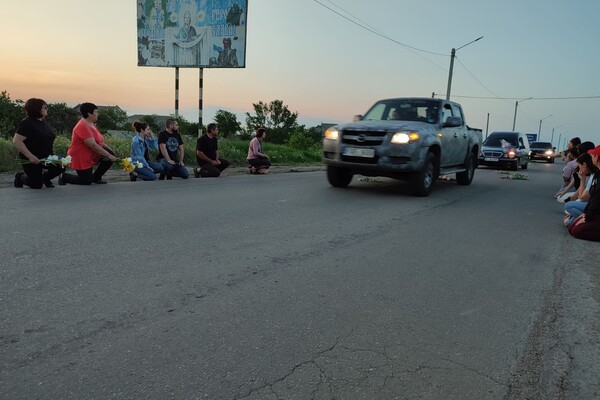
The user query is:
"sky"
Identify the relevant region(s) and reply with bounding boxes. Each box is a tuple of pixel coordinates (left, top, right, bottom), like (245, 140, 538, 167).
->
(1, 0, 600, 148)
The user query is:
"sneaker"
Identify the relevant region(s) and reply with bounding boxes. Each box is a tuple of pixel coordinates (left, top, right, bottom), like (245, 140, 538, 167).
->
(44, 180, 55, 188)
(93, 179, 107, 184)
(14, 172, 23, 188)
(194, 167, 200, 178)
(58, 175, 66, 186)
(129, 172, 137, 182)
(159, 173, 165, 181)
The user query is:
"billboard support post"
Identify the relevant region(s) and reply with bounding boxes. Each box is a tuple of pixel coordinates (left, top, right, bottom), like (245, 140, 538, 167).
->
(198, 68, 204, 137)
(175, 68, 179, 118)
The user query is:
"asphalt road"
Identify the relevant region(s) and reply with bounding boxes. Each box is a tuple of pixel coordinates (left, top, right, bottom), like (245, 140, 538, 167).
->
(1, 162, 598, 399)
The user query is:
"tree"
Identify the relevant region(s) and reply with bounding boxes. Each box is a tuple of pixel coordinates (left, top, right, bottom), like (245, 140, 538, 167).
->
(245, 100, 299, 144)
(97, 106, 128, 131)
(0, 91, 24, 138)
(287, 125, 323, 149)
(214, 109, 241, 138)
(173, 114, 200, 137)
(46, 103, 80, 135)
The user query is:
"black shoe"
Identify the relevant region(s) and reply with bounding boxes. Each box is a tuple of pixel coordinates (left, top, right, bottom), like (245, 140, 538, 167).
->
(93, 179, 107, 184)
(194, 167, 200, 178)
(159, 173, 165, 181)
(44, 180, 55, 188)
(166, 175, 173, 180)
(14, 172, 23, 188)
(129, 172, 137, 182)
(58, 175, 66, 186)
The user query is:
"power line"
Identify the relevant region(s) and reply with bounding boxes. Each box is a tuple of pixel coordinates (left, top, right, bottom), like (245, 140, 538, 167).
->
(313, 0, 448, 72)
(314, 0, 446, 56)
(454, 57, 509, 104)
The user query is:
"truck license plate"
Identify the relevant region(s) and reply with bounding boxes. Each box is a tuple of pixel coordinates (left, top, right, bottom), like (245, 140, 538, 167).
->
(343, 147, 375, 158)
(484, 157, 499, 162)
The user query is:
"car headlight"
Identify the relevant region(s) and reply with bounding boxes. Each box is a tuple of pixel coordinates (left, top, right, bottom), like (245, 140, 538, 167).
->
(324, 128, 339, 140)
(391, 132, 420, 144)
(507, 150, 516, 158)
(545, 150, 553, 155)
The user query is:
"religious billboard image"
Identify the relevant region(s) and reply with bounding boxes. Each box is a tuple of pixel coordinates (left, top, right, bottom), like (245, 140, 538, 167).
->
(137, 0, 247, 68)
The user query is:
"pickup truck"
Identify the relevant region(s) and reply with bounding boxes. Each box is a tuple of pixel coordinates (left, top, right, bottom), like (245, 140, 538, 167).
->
(322, 97, 483, 196)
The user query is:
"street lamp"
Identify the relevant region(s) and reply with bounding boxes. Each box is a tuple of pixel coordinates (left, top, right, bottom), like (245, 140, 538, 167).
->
(551, 125, 562, 147)
(538, 114, 552, 141)
(446, 36, 483, 100)
(512, 97, 533, 131)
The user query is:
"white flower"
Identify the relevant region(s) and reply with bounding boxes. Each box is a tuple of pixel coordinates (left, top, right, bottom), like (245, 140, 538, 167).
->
(47, 155, 60, 161)
(135, 162, 144, 168)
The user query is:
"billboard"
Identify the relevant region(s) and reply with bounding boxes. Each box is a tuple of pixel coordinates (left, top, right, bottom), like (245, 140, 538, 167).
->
(137, 0, 247, 68)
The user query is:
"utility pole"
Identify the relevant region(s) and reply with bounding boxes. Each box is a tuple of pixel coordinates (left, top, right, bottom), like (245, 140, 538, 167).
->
(446, 36, 483, 100)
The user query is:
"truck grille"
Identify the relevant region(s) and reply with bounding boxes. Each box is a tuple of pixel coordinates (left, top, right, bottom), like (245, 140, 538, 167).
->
(341, 130, 387, 146)
(341, 155, 379, 164)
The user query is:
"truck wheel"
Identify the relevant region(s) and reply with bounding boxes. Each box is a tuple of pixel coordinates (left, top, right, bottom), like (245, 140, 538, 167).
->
(456, 152, 475, 185)
(410, 152, 436, 197)
(327, 166, 353, 187)
(521, 161, 528, 170)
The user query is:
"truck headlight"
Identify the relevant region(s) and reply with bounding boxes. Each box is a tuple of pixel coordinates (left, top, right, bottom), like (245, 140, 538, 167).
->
(324, 128, 339, 140)
(391, 132, 419, 144)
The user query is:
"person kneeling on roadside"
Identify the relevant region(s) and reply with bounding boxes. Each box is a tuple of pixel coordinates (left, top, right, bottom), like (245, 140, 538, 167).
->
(157, 119, 188, 180)
(247, 127, 271, 174)
(194, 123, 230, 178)
(13, 98, 65, 189)
(568, 145, 600, 242)
(59, 103, 117, 185)
(130, 121, 164, 181)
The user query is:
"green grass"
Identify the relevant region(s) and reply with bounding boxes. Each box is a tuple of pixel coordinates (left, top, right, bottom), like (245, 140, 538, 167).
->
(0, 136, 322, 173)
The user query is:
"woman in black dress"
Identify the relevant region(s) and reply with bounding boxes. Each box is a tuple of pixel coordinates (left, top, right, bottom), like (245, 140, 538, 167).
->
(13, 98, 65, 188)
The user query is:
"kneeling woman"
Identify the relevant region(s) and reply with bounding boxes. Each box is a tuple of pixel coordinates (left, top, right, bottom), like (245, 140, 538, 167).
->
(569, 145, 600, 241)
(130, 121, 164, 181)
(13, 98, 65, 188)
(59, 103, 117, 185)
(247, 128, 271, 174)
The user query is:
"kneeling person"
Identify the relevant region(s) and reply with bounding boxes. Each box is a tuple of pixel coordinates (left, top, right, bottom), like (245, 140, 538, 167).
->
(157, 119, 188, 179)
(195, 123, 230, 178)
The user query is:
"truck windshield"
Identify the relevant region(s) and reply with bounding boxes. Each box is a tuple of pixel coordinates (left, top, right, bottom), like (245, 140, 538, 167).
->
(363, 99, 439, 124)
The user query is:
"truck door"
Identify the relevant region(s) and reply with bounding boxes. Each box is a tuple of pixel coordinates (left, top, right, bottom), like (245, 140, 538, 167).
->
(451, 104, 468, 164)
(439, 104, 462, 166)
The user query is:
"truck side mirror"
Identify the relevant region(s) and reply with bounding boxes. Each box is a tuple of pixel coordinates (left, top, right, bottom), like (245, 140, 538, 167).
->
(353, 115, 363, 122)
(444, 116, 462, 127)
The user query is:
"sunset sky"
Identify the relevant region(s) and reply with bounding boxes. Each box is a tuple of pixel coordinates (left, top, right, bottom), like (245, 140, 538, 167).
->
(2, 0, 600, 146)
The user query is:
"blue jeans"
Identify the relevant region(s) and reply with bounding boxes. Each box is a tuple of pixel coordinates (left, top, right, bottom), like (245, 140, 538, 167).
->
(159, 159, 189, 179)
(134, 166, 157, 181)
(147, 161, 164, 174)
(565, 200, 587, 226)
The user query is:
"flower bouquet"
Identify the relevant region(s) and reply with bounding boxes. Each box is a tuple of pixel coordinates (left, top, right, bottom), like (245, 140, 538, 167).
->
(119, 158, 144, 172)
(19, 154, 71, 167)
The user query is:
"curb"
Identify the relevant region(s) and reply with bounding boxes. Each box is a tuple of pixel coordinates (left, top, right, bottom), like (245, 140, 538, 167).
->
(1, 165, 325, 188)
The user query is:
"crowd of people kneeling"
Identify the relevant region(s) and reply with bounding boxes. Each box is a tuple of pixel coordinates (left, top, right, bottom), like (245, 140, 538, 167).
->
(12, 99, 272, 188)
(554, 137, 600, 242)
